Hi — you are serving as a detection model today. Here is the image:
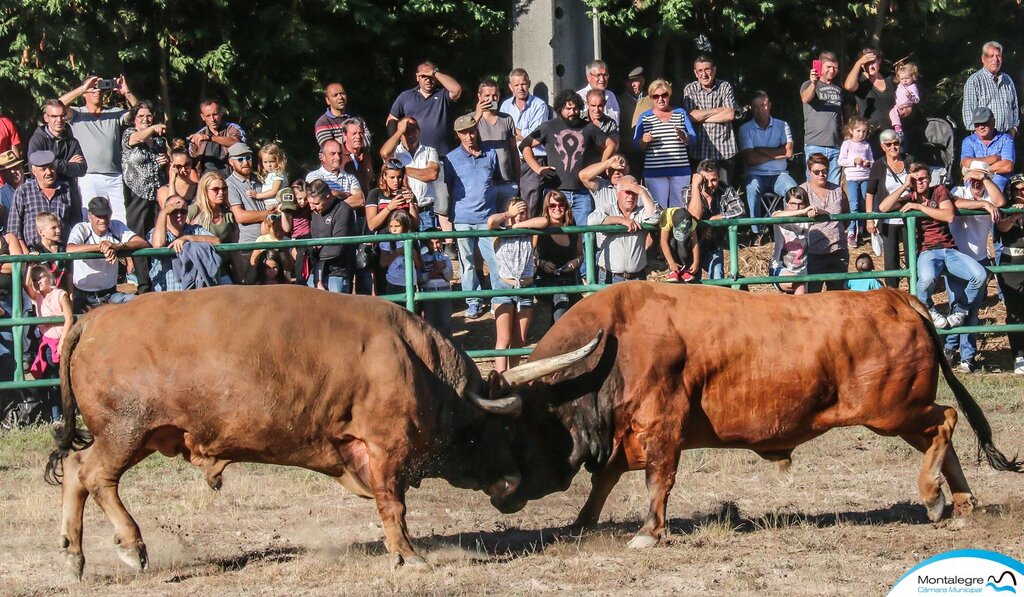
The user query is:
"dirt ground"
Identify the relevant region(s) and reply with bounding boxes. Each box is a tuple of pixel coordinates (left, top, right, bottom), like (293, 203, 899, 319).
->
(1, 373, 1022, 596)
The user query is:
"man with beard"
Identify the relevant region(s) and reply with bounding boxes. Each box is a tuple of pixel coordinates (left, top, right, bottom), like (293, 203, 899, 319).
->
(227, 143, 278, 284)
(521, 90, 615, 226)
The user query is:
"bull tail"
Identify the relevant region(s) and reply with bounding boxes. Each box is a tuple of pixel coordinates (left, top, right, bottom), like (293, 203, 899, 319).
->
(904, 293, 1022, 473)
(43, 321, 93, 486)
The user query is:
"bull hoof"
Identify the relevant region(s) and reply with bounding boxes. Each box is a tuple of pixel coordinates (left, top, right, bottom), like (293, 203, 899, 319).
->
(626, 533, 659, 550)
(114, 539, 148, 572)
(63, 551, 85, 581)
(952, 493, 976, 518)
(391, 552, 432, 571)
(925, 492, 947, 523)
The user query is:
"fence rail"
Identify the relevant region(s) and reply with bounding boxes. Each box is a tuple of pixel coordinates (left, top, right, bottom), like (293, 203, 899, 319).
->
(0, 207, 1021, 390)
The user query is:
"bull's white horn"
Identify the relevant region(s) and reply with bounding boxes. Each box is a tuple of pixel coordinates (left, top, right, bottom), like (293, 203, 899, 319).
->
(501, 329, 604, 386)
(467, 392, 522, 417)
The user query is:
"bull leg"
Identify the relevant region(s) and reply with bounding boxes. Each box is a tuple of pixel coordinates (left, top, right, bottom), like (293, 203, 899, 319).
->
(898, 406, 960, 523)
(913, 407, 976, 518)
(628, 446, 682, 550)
(572, 452, 629, 529)
(79, 440, 153, 571)
(366, 453, 429, 571)
(59, 449, 89, 580)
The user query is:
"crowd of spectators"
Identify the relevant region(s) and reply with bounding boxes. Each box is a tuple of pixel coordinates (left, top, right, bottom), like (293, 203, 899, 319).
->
(0, 38, 1022, 407)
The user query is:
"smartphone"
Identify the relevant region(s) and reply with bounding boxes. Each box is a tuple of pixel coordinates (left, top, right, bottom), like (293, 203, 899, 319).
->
(490, 100, 499, 111)
(811, 60, 822, 78)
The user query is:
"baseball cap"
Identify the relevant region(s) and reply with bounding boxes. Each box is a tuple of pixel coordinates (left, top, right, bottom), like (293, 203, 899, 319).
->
(28, 150, 56, 167)
(453, 114, 477, 132)
(659, 207, 694, 242)
(227, 142, 252, 157)
(971, 107, 995, 125)
(277, 188, 297, 212)
(87, 196, 113, 218)
(963, 160, 992, 178)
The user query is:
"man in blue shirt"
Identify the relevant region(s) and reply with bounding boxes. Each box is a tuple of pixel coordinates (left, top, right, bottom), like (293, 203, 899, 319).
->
(961, 107, 1015, 191)
(739, 91, 797, 235)
(388, 61, 463, 157)
(500, 68, 551, 216)
(444, 114, 499, 319)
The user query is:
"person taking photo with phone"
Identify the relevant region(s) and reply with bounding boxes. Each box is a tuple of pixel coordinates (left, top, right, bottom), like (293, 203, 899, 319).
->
(800, 51, 844, 184)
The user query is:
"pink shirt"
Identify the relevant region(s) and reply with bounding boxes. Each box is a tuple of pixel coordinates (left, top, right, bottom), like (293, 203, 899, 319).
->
(33, 289, 68, 340)
(838, 140, 872, 181)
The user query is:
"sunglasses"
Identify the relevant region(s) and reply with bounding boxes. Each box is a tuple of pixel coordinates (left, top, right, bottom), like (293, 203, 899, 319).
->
(231, 156, 252, 162)
(209, 185, 227, 192)
(810, 169, 828, 176)
(385, 159, 405, 169)
(912, 177, 930, 183)
(547, 203, 566, 210)
(170, 208, 187, 216)
(882, 141, 900, 147)
(651, 93, 670, 100)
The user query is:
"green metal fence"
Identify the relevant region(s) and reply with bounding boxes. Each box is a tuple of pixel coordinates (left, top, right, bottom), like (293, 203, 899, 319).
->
(0, 207, 1021, 389)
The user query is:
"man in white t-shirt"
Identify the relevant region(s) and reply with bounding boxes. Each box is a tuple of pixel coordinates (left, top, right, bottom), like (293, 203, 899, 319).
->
(945, 160, 1005, 372)
(66, 196, 150, 312)
(379, 117, 441, 229)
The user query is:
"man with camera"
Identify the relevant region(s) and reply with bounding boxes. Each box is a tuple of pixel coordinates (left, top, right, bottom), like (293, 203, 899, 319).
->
(59, 75, 138, 225)
(473, 79, 520, 209)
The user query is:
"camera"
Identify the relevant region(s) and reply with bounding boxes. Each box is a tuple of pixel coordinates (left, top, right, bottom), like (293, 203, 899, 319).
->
(268, 213, 281, 222)
(97, 78, 117, 91)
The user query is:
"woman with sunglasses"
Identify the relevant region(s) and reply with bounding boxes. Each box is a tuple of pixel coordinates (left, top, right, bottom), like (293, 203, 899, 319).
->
(528, 190, 583, 322)
(865, 129, 915, 287)
(801, 152, 850, 292)
(187, 171, 238, 283)
(366, 159, 420, 232)
(633, 79, 697, 209)
(156, 147, 198, 209)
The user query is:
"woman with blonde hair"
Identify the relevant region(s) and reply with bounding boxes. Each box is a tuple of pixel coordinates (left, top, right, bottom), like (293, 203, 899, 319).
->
(188, 171, 241, 281)
(632, 79, 696, 209)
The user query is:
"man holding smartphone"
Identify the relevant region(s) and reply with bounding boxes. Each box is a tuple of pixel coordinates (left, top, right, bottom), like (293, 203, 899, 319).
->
(800, 51, 844, 185)
(473, 80, 520, 209)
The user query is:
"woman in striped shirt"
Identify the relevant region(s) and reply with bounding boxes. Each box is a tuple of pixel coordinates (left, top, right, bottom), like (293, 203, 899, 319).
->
(632, 79, 697, 209)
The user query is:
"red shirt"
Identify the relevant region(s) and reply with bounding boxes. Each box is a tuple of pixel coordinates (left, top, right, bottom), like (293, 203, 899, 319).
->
(0, 116, 21, 153)
(909, 185, 956, 251)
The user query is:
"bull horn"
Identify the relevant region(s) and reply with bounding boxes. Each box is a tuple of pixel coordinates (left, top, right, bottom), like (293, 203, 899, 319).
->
(467, 392, 522, 417)
(501, 329, 604, 386)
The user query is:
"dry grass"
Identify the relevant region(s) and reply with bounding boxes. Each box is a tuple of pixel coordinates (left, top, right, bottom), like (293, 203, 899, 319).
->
(1, 375, 1021, 596)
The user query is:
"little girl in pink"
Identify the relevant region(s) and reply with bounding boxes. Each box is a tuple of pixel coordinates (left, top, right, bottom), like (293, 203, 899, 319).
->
(26, 264, 73, 421)
(889, 63, 921, 134)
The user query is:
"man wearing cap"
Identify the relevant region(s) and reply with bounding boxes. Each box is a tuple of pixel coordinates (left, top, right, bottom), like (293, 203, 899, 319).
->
(59, 75, 138, 224)
(960, 107, 1015, 191)
(444, 113, 500, 319)
(944, 160, 1007, 372)
(500, 68, 551, 217)
(577, 60, 620, 125)
(66, 196, 150, 311)
(962, 41, 1018, 137)
(617, 67, 647, 176)
(5, 150, 79, 255)
(380, 117, 441, 230)
(188, 99, 246, 176)
(226, 142, 278, 283)
(588, 175, 661, 283)
(27, 99, 87, 210)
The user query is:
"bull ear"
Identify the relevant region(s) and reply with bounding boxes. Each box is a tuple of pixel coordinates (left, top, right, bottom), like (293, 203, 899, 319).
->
(501, 329, 604, 386)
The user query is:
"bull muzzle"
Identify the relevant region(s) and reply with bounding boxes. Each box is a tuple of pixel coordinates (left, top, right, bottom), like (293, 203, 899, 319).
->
(500, 329, 604, 386)
(484, 473, 521, 500)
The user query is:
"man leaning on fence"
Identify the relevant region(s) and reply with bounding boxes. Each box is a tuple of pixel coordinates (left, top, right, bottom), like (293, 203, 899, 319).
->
(66, 196, 149, 312)
(589, 175, 660, 284)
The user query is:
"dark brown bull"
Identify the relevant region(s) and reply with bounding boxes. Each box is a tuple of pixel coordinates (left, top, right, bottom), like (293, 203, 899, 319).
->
(45, 285, 598, 578)
(492, 283, 1021, 548)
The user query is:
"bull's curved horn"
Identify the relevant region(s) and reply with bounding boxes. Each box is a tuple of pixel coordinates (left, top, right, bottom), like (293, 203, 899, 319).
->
(467, 392, 522, 417)
(501, 329, 604, 386)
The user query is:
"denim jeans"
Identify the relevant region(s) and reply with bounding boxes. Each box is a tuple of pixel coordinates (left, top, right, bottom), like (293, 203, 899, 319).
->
(418, 207, 438, 231)
(944, 257, 990, 363)
(916, 248, 987, 312)
(563, 190, 594, 229)
(745, 172, 799, 233)
(646, 176, 691, 210)
(453, 222, 499, 308)
(845, 179, 868, 236)
(805, 145, 841, 185)
(308, 274, 352, 294)
(697, 245, 724, 280)
(72, 287, 136, 314)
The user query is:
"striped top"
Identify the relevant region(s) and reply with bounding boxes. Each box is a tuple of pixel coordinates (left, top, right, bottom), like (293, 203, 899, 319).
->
(633, 108, 696, 178)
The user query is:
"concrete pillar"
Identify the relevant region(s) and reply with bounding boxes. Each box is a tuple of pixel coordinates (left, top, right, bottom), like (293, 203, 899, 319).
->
(512, 0, 594, 103)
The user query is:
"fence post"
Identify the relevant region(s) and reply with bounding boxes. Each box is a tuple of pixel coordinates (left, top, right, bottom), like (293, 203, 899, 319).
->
(905, 216, 918, 294)
(11, 261, 23, 384)
(728, 224, 740, 290)
(403, 237, 416, 312)
(584, 231, 596, 286)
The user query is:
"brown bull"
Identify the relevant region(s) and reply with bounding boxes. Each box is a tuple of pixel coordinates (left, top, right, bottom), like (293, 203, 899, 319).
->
(492, 283, 1021, 548)
(45, 285, 598, 578)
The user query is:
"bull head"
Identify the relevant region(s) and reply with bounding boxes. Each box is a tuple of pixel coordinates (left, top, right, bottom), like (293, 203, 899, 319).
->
(468, 330, 604, 416)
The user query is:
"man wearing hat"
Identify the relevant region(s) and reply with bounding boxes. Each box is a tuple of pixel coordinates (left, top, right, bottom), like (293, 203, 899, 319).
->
(226, 142, 279, 284)
(0, 150, 26, 223)
(944, 160, 1007, 372)
(443, 113, 500, 319)
(5, 150, 80, 255)
(960, 106, 1015, 191)
(66, 196, 149, 312)
(618, 67, 647, 176)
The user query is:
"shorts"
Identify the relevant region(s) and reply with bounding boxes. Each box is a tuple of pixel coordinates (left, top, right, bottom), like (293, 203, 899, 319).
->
(770, 264, 804, 293)
(491, 279, 534, 310)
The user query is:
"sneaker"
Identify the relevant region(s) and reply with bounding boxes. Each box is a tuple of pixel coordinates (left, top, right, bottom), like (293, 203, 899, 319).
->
(943, 348, 957, 365)
(665, 270, 682, 283)
(680, 271, 698, 283)
(929, 309, 949, 329)
(957, 360, 976, 374)
(465, 303, 482, 319)
(945, 310, 967, 328)
(847, 231, 858, 248)
(1014, 356, 1024, 375)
